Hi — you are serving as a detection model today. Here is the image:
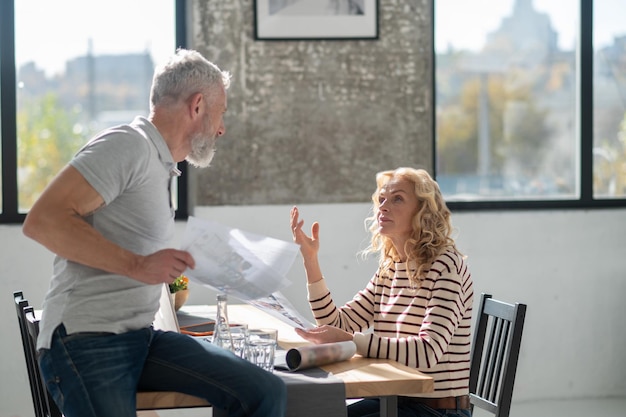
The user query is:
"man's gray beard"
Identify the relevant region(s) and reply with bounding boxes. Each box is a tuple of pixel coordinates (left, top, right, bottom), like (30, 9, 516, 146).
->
(186, 134, 216, 168)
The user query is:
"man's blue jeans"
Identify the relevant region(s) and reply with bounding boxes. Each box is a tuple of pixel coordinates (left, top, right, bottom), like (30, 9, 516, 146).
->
(38, 324, 287, 417)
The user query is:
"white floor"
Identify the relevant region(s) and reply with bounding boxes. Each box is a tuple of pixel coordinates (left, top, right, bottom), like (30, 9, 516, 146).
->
(142, 397, 626, 417)
(476, 397, 626, 417)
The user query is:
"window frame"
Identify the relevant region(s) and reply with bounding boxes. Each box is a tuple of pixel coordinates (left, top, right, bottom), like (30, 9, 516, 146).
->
(2, 1, 625, 223)
(0, 0, 189, 224)
(434, 0, 626, 211)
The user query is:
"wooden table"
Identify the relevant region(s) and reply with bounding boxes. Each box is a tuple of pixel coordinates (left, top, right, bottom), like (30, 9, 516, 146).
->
(179, 304, 434, 417)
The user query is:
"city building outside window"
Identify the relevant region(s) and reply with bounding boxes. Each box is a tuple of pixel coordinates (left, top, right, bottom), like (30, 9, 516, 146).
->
(3, 0, 175, 218)
(435, 0, 626, 204)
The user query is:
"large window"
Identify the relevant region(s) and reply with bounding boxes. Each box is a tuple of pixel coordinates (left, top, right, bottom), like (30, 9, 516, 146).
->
(0, 0, 181, 222)
(2, 1, 625, 222)
(435, 0, 626, 208)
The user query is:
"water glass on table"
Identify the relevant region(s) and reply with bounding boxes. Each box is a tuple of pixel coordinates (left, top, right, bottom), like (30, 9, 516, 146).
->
(244, 328, 278, 372)
(214, 323, 249, 357)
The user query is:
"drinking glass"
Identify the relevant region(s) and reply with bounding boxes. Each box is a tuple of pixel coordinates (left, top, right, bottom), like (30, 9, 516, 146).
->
(214, 323, 249, 357)
(244, 328, 278, 372)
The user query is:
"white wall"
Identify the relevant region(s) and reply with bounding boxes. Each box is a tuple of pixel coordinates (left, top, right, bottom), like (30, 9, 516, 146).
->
(2, 204, 626, 416)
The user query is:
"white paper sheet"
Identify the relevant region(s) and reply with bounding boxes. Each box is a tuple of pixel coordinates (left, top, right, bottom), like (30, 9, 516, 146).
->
(246, 291, 315, 329)
(181, 216, 300, 301)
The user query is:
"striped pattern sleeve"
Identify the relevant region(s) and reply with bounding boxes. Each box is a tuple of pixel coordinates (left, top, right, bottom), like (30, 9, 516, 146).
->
(306, 272, 380, 333)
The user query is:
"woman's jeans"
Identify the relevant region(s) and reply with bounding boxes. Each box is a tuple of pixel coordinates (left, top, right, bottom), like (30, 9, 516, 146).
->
(348, 398, 472, 417)
(38, 324, 287, 417)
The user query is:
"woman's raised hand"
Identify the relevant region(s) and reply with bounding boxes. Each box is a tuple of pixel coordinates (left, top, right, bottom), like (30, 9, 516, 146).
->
(290, 206, 320, 259)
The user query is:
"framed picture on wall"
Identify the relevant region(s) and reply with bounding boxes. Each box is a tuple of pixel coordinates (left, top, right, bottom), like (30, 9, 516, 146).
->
(254, 0, 379, 40)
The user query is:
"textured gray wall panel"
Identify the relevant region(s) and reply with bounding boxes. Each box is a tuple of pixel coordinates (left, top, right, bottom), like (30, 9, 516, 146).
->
(189, 0, 433, 205)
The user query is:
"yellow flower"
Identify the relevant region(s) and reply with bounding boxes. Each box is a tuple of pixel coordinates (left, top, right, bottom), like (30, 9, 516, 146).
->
(169, 275, 189, 293)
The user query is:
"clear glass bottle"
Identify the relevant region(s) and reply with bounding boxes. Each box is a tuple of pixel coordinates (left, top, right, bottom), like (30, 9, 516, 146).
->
(213, 294, 230, 348)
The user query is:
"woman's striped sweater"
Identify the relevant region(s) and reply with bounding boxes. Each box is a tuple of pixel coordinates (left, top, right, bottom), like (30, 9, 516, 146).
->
(306, 249, 473, 398)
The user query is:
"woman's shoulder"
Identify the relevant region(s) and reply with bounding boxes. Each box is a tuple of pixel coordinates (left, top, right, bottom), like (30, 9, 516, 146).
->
(434, 248, 468, 274)
(440, 247, 465, 261)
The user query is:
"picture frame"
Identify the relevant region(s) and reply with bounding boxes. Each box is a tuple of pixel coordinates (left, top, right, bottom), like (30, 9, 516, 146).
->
(254, 0, 379, 41)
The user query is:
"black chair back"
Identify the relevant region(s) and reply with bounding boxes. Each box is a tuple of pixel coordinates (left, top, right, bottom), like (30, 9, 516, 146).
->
(13, 291, 62, 417)
(469, 293, 527, 417)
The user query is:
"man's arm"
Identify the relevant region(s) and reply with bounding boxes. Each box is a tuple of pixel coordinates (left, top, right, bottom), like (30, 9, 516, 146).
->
(23, 165, 194, 285)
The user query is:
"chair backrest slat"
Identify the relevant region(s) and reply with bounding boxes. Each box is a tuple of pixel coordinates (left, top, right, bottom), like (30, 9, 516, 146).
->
(491, 318, 510, 402)
(481, 315, 502, 399)
(469, 293, 527, 417)
(469, 294, 487, 400)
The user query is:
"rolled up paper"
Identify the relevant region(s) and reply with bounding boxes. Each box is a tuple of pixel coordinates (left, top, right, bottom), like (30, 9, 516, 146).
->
(285, 341, 357, 371)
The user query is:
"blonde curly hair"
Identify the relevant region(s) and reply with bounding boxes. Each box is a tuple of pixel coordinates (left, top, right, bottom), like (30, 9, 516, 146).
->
(362, 167, 459, 285)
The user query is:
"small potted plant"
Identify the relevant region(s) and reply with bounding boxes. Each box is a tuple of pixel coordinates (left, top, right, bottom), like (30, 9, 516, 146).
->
(169, 275, 189, 311)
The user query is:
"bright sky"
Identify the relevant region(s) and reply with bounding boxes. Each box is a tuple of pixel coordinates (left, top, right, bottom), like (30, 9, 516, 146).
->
(435, 0, 625, 52)
(15, 0, 176, 76)
(15, 0, 626, 76)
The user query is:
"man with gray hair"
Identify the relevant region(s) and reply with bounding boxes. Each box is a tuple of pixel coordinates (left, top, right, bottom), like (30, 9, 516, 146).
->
(23, 48, 287, 417)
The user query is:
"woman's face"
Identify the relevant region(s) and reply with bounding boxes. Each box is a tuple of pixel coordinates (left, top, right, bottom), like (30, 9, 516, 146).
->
(376, 177, 419, 245)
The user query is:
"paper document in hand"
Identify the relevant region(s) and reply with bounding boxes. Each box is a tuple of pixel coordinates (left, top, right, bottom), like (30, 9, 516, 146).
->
(181, 217, 300, 300)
